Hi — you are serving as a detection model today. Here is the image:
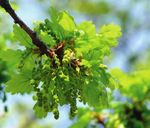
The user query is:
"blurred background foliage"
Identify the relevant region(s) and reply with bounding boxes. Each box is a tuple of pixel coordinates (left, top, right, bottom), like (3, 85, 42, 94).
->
(0, 0, 150, 128)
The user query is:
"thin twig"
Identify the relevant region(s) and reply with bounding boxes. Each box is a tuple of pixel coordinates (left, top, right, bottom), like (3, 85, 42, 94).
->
(0, 0, 81, 68)
(0, 0, 51, 57)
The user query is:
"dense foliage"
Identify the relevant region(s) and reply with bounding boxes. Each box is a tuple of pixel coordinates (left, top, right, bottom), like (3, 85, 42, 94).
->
(1, 1, 149, 128)
(0, 2, 121, 119)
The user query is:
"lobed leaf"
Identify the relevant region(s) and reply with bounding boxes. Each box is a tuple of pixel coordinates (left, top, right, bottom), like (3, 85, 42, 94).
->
(13, 24, 33, 47)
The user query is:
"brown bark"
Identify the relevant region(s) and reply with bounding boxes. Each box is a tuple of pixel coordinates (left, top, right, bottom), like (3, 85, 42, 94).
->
(0, 0, 51, 57)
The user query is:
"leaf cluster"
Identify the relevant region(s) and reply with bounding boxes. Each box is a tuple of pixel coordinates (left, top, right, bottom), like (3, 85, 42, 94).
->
(0, 8, 121, 119)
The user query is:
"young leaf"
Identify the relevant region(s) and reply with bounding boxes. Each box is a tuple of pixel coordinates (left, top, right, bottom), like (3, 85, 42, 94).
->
(0, 49, 21, 70)
(5, 71, 33, 94)
(13, 24, 32, 47)
(99, 23, 122, 47)
(39, 31, 56, 46)
(83, 81, 105, 108)
(4, 53, 34, 94)
(49, 7, 58, 22)
(59, 11, 76, 31)
(45, 19, 65, 40)
(33, 103, 47, 118)
(78, 21, 96, 36)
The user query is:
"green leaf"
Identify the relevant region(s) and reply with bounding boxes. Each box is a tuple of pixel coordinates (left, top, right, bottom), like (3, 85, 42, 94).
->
(49, 7, 58, 22)
(83, 80, 105, 108)
(100, 23, 121, 38)
(5, 54, 34, 94)
(13, 24, 32, 47)
(80, 59, 92, 68)
(0, 35, 6, 50)
(39, 31, 56, 46)
(99, 23, 122, 47)
(110, 68, 150, 100)
(45, 19, 64, 40)
(78, 21, 96, 36)
(5, 70, 33, 94)
(59, 11, 76, 31)
(0, 49, 21, 62)
(0, 49, 21, 70)
(33, 103, 47, 118)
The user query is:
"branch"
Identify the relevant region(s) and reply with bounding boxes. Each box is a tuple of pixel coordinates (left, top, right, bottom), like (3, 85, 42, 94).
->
(0, 0, 81, 68)
(0, 0, 51, 57)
